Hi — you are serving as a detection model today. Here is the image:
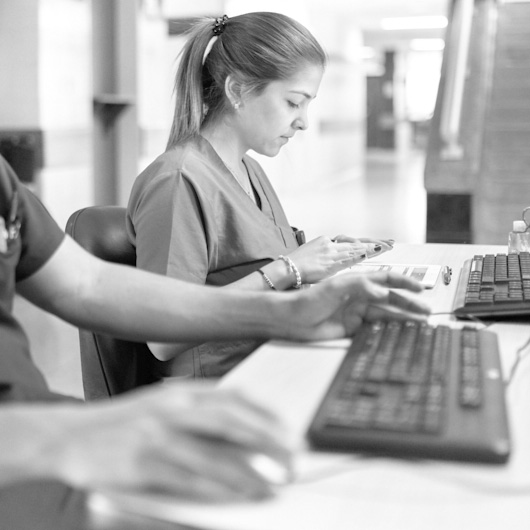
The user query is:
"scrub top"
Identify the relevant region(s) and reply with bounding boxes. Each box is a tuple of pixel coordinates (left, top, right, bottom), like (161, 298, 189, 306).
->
(127, 135, 300, 378)
(0, 155, 69, 402)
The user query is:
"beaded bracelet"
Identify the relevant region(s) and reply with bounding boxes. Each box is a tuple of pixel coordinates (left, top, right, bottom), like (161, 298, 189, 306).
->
(257, 269, 276, 290)
(279, 255, 302, 289)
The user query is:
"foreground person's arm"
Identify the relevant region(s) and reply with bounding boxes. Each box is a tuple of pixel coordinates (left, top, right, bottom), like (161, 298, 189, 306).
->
(17, 237, 428, 342)
(17, 236, 430, 344)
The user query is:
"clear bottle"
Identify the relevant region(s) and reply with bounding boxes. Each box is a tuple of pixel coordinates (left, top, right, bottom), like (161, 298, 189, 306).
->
(508, 220, 530, 253)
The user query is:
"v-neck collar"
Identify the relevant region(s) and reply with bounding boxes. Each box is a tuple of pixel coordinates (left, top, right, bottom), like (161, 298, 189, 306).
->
(200, 135, 264, 210)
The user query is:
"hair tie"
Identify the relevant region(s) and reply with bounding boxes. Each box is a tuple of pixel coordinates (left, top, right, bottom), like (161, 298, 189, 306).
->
(212, 14, 228, 36)
(202, 36, 218, 65)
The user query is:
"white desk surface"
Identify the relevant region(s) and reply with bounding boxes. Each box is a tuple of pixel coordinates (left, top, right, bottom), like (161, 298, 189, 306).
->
(100, 244, 530, 530)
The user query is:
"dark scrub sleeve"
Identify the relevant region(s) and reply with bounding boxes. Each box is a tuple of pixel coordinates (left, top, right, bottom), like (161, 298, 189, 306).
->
(0, 156, 73, 402)
(0, 156, 64, 281)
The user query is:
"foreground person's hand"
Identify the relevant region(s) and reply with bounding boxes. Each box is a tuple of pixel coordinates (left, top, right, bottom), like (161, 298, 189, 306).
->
(10, 384, 293, 502)
(283, 271, 431, 341)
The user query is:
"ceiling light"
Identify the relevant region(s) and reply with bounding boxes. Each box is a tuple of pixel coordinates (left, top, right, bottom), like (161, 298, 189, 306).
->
(381, 16, 448, 30)
(410, 38, 446, 51)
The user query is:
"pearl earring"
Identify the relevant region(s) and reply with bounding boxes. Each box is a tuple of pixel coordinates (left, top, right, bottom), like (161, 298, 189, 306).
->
(234, 102, 240, 110)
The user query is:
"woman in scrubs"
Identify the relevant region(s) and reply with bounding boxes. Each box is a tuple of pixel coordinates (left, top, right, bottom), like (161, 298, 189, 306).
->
(126, 12, 394, 378)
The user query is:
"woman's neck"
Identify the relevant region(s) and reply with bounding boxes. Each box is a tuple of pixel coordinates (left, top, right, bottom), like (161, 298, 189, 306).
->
(201, 123, 256, 203)
(201, 122, 246, 170)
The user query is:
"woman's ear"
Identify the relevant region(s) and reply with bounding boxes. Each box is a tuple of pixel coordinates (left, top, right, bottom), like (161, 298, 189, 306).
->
(224, 75, 242, 109)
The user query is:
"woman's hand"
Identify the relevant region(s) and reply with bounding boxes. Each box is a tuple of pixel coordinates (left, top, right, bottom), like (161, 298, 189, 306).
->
(42, 384, 293, 502)
(332, 235, 394, 256)
(285, 235, 394, 285)
(284, 271, 430, 342)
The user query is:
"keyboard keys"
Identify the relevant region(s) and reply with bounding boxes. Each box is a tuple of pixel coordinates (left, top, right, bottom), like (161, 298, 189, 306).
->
(319, 322, 493, 436)
(481, 255, 495, 283)
(520, 252, 530, 280)
(459, 328, 483, 408)
(309, 320, 511, 463)
(495, 254, 509, 282)
(320, 321, 457, 435)
(460, 252, 530, 316)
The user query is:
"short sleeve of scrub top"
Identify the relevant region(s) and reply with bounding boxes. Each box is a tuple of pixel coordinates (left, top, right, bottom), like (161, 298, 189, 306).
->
(0, 155, 71, 402)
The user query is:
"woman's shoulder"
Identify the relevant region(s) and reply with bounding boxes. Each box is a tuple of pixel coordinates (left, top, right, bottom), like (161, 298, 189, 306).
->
(140, 137, 221, 183)
(144, 140, 196, 172)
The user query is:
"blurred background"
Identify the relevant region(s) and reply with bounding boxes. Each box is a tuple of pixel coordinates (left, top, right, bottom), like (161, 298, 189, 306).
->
(3, 0, 530, 397)
(0, 0, 449, 239)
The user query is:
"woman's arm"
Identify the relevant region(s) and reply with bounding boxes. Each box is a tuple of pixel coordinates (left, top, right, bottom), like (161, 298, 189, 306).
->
(218, 236, 395, 292)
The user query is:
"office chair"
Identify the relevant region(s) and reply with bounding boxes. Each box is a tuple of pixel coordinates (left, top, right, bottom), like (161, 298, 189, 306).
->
(65, 206, 167, 400)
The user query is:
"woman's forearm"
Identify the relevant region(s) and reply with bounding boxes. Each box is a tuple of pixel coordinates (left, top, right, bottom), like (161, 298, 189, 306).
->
(222, 259, 297, 292)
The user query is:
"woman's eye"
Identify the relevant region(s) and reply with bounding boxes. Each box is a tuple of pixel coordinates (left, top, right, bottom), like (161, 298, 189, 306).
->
(288, 101, 300, 109)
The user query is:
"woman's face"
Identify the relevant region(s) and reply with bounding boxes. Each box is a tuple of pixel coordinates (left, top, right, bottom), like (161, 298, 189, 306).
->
(235, 64, 324, 157)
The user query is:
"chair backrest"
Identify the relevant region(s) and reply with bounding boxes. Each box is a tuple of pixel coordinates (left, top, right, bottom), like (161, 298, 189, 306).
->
(65, 206, 167, 400)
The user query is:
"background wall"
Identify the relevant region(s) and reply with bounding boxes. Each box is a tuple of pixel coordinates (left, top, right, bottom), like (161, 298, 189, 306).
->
(0, 0, 40, 128)
(2, 0, 443, 219)
(39, 0, 93, 222)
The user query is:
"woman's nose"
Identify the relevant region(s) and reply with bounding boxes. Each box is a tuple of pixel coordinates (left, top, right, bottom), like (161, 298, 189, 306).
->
(293, 110, 309, 130)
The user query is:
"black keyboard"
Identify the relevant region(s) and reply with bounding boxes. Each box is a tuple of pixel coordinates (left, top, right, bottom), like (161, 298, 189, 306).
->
(307, 320, 510, 463)
(453, 252, 530, 319)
